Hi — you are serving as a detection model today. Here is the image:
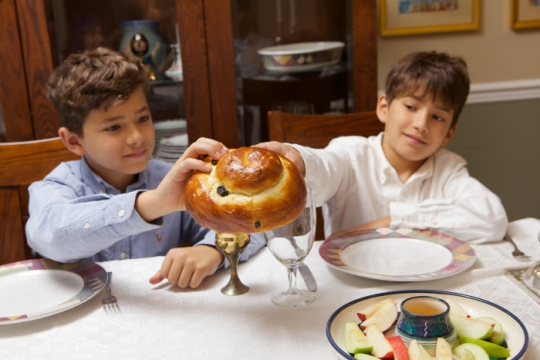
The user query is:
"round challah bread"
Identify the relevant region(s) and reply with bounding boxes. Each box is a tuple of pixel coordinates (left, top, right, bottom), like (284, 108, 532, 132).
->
(184, 147, 307, 233)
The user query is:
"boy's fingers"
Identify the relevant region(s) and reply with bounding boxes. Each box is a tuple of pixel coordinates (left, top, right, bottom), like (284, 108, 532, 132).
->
(149, 271, 164, 284)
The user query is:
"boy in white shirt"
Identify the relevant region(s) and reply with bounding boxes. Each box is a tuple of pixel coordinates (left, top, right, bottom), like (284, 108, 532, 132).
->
(259, 51, 507, 243)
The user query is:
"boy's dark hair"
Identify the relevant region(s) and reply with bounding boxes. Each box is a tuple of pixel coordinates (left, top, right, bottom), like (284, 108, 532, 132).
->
(47, 47, 149, 136)
(385, 51, 470, 127)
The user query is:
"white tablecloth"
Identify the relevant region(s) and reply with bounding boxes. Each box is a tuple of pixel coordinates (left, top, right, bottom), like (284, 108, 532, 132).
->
(1, 218, 540, 360)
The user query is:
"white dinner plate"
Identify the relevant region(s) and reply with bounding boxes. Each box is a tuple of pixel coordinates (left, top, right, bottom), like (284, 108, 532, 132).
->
(327, 290, 529, 360)
(319, 228, 476, 281)
(0, 259, 107, 325)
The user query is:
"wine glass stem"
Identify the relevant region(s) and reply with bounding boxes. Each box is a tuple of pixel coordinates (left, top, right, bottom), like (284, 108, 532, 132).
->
(287, 265, 299, 294)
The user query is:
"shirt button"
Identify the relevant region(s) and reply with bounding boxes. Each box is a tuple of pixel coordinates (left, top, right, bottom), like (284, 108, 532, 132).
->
(120, 252, 126, 260)
(118, 209, 125, 218)
(84, 222, 90, 229)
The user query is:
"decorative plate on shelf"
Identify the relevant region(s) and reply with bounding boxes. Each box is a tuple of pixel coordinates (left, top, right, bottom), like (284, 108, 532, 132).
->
(0, 259, 107, 325)
(319, 228, 476, 281)
(258, 41, 344, 73)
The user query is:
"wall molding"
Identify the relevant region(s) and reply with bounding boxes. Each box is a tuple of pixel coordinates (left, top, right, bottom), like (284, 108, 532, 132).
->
(377, 79, 540, 104)
(467, 79, 540, 104)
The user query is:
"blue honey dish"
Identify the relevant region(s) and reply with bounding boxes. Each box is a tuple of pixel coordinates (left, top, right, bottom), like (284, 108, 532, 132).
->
(396, 296, 458, 356)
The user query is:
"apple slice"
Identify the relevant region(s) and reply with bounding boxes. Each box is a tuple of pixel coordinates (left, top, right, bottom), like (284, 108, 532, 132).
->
(444, 296, 470, 317)
(364, 324, 393, 360)
(354, 354, 381, 360)
(458, 348, 475, 360)
(357, 298, 395, 322)
(386, 335, 410, 360)
(344, 321, 373, 355)
(477, 316, 505, 345)
(359, 299, 398, 332)
(459, 336, 511, 358)
(408, 339, 432, 360)
(454, 343, 490, 360)
(435, 337, 452, 360)
(449, 313, 493, 340)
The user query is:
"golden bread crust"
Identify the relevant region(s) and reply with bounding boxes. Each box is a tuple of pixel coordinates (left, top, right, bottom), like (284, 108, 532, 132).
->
(184, 147, 307, 233)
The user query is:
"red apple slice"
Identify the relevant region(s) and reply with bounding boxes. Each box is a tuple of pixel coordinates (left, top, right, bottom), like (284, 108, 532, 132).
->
(364, 324, 393, 360)
(359, 299, 398, 332)
(386, 335, 410, 360)
(357, 298, 395, 322)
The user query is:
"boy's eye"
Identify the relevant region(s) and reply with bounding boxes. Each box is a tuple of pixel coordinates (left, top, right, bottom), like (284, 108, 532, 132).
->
(106, 124, 121, 131)
(138, 115, 151, 123)
(405, 104, 415, 110)
(432, 115, 445, 122)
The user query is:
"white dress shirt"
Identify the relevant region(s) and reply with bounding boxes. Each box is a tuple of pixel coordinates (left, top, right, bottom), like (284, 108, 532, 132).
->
(293, 133, 508, 243)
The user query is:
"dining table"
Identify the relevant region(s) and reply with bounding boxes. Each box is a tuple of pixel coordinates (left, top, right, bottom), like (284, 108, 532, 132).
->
(1, 218, 540, 360)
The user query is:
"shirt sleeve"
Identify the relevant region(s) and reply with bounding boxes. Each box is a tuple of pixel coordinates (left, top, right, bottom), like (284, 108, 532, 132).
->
(291, 141, 350, 208)
(26, 179, 161, 262)
(389, 159, 508, 244)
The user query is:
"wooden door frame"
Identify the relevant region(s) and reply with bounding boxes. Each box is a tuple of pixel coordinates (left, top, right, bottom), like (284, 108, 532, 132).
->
(0, 0, 34, 141)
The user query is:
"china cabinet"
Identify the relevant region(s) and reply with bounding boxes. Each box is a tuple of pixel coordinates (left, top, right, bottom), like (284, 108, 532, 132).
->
(0, 0, 376, 147)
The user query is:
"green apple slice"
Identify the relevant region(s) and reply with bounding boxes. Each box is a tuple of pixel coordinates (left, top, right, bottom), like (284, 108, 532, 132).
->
(344, 321, 373, 355)
(458, 348, 475, 360)
(408, 339, 432, 360)
(450, 313, 493, 340)
(436, 337, 453, 360)
(354, 354, 380, 360)
(459, 336, 511, 358)
(477, 316, 505, 345)
(454, 343, 490, 360)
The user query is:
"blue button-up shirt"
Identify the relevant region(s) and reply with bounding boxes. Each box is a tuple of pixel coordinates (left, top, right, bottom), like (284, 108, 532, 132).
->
(26, 158, 265, 263)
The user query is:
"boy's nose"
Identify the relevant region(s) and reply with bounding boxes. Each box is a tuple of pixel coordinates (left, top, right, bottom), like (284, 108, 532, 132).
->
(127, 124, 144, 145)
(412, 112, 429, 132)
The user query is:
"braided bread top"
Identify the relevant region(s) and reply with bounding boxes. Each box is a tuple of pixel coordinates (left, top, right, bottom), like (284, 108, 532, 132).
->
(184, 147, 307, 233)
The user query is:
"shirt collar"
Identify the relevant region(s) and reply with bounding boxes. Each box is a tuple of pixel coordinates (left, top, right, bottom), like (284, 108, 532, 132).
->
(371, 132, 434, 183)
(80, 156, 149, 194)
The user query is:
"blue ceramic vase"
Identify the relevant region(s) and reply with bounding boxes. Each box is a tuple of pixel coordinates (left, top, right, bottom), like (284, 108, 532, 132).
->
(120, 20, 165, 81)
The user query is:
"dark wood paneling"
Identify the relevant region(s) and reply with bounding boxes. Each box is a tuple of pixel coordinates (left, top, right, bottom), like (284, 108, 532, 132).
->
(16, 0, 59, 139)
(176, 0, 215, 144)
(0, 0, 34, 141)
(0, 188, 26, 265)
(203, 1, 239, 148)
(352, 0, 377, 111)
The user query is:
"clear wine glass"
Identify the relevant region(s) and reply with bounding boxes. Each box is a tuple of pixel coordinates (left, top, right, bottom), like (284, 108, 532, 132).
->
(263, 187, 316, 307)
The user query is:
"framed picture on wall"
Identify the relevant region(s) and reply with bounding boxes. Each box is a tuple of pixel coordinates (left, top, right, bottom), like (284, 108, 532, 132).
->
(379, 0, 480, 37)
(511, 0, 540, 29)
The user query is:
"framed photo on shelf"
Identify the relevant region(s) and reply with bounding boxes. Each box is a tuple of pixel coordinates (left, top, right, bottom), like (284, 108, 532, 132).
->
(511, 0, 540, 30)
(379, 0, 480, 37)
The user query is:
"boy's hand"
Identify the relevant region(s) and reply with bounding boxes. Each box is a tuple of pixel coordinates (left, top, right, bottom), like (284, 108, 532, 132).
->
(254, 141, 306, 176)
(136, 137, 228, 222)
(149, 245, 224, 288)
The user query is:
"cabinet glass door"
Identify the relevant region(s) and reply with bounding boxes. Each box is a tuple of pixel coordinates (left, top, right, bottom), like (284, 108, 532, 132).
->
(46, 0, 188, 162)
(231, 0, 357, 145)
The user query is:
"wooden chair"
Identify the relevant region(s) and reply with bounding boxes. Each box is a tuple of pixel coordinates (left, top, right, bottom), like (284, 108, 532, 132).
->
(0, 137, 80, 265)
(267, 110, 384, 240)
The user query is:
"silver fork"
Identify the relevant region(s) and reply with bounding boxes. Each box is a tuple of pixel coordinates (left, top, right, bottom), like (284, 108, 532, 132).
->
(102, 272, 120, 312)
(504, 233, 532, 262)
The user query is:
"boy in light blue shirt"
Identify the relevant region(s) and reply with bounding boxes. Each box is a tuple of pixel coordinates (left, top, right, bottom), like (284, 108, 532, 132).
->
(26, 47, 265, 289)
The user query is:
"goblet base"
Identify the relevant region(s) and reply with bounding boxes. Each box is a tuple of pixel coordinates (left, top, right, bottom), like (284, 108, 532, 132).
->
(271, 288, 316, 308)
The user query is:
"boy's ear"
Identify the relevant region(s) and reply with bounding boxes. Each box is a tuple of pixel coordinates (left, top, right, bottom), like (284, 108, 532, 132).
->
(58, 127, 86, 156)
(376, 94, 388, 124)
(441, 125, 458, 147)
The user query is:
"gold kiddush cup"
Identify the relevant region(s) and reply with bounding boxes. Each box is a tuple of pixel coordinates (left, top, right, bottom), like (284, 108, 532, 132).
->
(215, 232, 250, 295)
